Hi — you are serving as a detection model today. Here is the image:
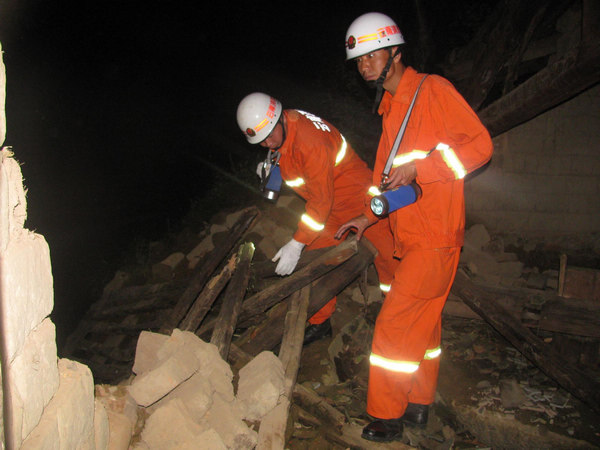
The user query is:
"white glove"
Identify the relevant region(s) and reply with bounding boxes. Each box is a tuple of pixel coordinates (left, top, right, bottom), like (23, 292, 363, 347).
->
(257, 161, 271, 179)
(272, 239, 305, 276)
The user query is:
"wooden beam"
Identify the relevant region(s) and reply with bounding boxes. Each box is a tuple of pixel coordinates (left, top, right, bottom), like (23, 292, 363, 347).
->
(479, 38, 600, 136)
(159, 206, 259, 334)
(452, 270, 600, 415)
(178, 255, 236, 332)
(446, 276, 600, 338)
(234, 239, 376, 356)
(236, 238, 358, 326)
(256, 285, 311, 448)
(210, 242, 255, 360)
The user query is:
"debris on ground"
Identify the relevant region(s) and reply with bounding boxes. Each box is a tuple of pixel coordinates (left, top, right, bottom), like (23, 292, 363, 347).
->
(63, 192, 600, 449)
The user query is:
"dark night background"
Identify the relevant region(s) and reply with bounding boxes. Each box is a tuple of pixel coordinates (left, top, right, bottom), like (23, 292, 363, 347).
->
(0, 1, 494, 351)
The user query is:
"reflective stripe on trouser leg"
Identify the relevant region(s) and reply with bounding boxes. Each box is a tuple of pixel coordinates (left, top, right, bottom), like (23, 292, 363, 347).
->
(366, 247, 460, 419)
(409, 320, 442, 405)
(363, 217, 398, 293)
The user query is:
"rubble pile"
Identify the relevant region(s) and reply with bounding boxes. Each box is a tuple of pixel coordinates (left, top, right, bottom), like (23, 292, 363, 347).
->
(62, 192, 600, 449)
(95, 329, 287, 449)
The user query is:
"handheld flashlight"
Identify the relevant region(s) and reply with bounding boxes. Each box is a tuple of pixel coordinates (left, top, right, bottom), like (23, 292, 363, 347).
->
(370, 182, 422, 217)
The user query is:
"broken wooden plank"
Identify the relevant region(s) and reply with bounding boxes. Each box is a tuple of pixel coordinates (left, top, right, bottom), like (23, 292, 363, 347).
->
(179, 254, 237, 332)
(257, 285, 310, 448)
(237, 237, 359, 326)
(292, 384, 347, 432)
(160, 206, 259, 334)
(211, 242, 255, 360)
(452, 270, 600, 415)
(234, 239, 376, 356)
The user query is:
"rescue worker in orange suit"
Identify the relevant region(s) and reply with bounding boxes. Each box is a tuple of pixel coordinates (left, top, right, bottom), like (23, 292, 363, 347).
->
(237, 92, 398, 345)
(335, 12, 494, 442)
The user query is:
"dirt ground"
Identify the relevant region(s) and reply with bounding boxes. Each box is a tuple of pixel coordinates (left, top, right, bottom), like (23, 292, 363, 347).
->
(287, 279, 600, 450)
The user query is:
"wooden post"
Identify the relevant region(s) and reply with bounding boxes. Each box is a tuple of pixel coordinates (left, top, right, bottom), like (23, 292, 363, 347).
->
(211, 242, 255, 360)
(256, 285, 310, 449)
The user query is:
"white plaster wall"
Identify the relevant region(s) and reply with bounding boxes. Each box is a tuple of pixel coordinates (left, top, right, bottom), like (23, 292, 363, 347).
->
(466, 83, 600, 251)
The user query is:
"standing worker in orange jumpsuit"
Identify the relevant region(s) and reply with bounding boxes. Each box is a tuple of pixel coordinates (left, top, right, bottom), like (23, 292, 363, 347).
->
(335, 12, 494, 442)
(237, 92, 398, 345)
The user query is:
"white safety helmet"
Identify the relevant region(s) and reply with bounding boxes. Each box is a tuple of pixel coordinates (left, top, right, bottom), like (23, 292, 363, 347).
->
(236, 92, 283, 144)
(345, 12, 405, 60)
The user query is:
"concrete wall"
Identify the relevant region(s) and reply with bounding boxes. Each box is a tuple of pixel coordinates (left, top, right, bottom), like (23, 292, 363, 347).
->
(0, 42, 108, 449)
(466, 83, 600, 252)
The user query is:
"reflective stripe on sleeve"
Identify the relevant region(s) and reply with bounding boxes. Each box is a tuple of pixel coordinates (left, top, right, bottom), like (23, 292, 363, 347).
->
(392, 150, 430, 167)
(435, 143, 466, 179)
(285, 177, 305, 187)
(370, 353, 420, 373)
(368, 186, 382, 197)
(301, 213, 325, 231)
(380, 283, 391, 293)
(424, 346, 441, 360)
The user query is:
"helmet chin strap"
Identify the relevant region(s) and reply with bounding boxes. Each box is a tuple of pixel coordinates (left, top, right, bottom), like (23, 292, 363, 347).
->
(372, 47, 401, 113)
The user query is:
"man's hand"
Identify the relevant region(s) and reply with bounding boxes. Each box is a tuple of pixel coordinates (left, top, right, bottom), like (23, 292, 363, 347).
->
(272, 238, 305, 276)
(257, 161, 271, 179)
(383, 161, 417, 190)
(334, 214, 373, 241)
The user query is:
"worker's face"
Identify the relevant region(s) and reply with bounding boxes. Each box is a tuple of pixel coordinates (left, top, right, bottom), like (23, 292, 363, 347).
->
(355, 48, 394, 84)
(259, 122, 284, 149)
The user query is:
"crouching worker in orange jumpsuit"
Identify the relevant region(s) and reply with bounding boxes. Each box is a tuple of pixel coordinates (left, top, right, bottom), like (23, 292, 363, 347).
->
(335, 13, 493, 442)
(236, 92, 398, 345)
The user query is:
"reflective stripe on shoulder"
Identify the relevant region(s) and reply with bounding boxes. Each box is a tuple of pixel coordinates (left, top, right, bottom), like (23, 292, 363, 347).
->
(301, 213, 325, 231)
(335, 135, 347, 166)
(370, 353, 420, 373)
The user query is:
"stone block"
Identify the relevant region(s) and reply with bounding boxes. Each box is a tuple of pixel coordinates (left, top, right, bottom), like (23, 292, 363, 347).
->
(9, 318, 59, 443)
(0, 150, 27, 251)
(562, 266, 600, 301)
(95, 384, 139, 445)
(236, 351, 285, 421)
(21, 359, 95, 450)
(128, 344, 201, 407)
(203, 393, 257, 450)
(2, 232, 54, 361)
(464, 224, 490, 250)
(94, 398, 109, 450)
(141, 398, 206, 449)
(132, 330, 169, 375)
(147, 372, 214, 422)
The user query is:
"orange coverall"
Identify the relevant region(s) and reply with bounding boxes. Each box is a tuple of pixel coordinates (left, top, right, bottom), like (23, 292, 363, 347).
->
(364, 67, 493, 419)
(277, 109, 398, 324)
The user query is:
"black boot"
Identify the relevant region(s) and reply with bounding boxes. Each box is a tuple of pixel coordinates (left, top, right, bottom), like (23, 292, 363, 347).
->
(402, 402, 429, 427)
(303, 319, 332, 346)
(361, 418, 403, 442)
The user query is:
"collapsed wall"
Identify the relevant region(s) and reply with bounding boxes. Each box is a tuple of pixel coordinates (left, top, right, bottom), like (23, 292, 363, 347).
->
(0, 42, 108, 449)
(466, 83, 600, 253)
